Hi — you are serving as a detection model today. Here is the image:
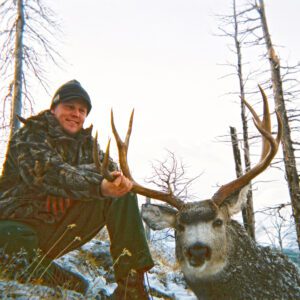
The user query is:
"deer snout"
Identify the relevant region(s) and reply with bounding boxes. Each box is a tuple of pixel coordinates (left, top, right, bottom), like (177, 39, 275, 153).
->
(186, 242, 211, 267)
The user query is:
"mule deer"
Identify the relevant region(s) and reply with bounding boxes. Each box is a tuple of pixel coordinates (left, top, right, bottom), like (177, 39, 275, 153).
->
(95, 86, 300, 299)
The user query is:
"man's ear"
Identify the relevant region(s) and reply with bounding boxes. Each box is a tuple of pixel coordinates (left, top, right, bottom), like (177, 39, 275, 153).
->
(141, 203, 177, 230)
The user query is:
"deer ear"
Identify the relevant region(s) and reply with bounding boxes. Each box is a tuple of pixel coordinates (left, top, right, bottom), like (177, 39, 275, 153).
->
(220, 185, 250, 216)
(141, 203, 177, 230)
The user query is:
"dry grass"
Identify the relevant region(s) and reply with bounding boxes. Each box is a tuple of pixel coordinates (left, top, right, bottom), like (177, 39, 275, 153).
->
(149, 243, 180, 271)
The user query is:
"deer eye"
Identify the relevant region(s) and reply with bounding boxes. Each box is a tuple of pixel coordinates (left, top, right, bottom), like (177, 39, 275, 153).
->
(213, 218, 223, 228)
(177, 223, 185, 232)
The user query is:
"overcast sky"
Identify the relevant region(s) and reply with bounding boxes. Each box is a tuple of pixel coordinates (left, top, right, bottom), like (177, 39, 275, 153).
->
(8, 0, 300, 245)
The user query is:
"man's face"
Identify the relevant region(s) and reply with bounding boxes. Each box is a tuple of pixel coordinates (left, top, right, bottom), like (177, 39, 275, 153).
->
(51, 99, 88, 135)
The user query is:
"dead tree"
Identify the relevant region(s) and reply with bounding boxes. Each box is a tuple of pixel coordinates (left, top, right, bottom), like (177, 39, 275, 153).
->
(230, 126, 243, 179)
(145, 196, 151, 241)
(233, 0, 255, 239)
(230, 126, 256, 234)
(256, 0, 300, 250)
(10, 0, 25, 140)
(216, 0, 257, 239)
(257, 203, 296, 251)
(0, 0, 63, 141)
(217, 0, 300, 250)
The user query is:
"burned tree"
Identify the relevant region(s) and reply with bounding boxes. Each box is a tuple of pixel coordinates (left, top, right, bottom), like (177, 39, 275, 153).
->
(0, 0, 63, 142)
(255, 0, 300, 251)
(217, 0, 300, 249)
(216, 0, 258, 239)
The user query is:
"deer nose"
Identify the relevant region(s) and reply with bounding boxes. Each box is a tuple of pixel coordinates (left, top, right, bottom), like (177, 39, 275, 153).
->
(187, 242, 211, 267)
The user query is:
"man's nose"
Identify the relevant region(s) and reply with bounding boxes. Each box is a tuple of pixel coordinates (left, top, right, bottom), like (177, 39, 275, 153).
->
(71, 109, 80, 117)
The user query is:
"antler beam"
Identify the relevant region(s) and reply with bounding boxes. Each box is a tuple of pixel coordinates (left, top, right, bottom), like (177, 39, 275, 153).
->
(211, 86, 282, 206)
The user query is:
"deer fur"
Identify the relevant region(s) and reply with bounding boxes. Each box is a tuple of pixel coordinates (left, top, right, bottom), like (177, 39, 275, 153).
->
(142, 186, 300, 300)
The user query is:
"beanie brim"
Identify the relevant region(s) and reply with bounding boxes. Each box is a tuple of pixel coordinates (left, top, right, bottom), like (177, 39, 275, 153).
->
(51, 80, 92, 114)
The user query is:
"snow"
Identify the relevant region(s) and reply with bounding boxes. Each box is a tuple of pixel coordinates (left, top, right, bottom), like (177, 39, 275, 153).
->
(0, 226, 299, 299)
(53, 232, 198, 299)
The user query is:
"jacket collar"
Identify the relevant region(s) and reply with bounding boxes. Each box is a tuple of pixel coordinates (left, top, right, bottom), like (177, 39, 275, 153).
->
(23, 110, 93, 142)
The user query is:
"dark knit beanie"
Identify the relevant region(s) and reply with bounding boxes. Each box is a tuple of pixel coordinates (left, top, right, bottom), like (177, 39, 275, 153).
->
(51, 80, 92, 114)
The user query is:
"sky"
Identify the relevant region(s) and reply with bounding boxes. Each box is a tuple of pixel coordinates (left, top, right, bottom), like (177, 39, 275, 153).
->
(3, 0, 300, 246)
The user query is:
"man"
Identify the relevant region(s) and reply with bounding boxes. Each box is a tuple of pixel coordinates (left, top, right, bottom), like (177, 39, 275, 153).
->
(0, 80, 154, 299)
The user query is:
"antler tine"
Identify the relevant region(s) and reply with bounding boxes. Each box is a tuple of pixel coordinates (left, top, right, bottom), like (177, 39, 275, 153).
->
(111, 109, 185, 210)
(241, 85, 274, 160)
(93, 131, 115, 182)
(212, 87, 282, 207)
(258, 84, 271, 158)
(125, 109, 134, 146)
(110, 109, 134, 182)
(93, 131, 101, 172)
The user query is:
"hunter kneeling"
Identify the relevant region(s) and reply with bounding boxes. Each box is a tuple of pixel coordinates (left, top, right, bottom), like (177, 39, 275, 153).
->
(0, 80, 153, 299)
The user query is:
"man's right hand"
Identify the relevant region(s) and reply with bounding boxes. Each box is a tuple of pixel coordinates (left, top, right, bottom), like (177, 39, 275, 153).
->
(100, 171, 133, 197)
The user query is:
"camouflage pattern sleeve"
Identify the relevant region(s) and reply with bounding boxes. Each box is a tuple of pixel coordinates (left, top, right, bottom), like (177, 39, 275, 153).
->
(11, 128, 105, 201)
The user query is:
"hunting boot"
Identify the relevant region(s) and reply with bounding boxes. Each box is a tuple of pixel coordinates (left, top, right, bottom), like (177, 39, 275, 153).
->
(111, 270, 150, 300)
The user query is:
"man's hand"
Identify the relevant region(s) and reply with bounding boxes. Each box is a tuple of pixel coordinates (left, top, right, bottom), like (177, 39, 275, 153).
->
(100, 171, 133, 197)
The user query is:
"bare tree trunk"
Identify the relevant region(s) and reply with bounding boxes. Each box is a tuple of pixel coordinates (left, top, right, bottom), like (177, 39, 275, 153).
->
(1, 0, 64, 138)
(230, 126, 255, 238)
(10, 0, 25, 139)
(233, 0, 255, 239)
(230, 127, 243, 178)
(145, 197, 151, 241)
(257, 0, 300, 250)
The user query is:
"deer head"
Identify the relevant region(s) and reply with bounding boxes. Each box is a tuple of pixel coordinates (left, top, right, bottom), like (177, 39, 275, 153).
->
(94, 86, 282, 280)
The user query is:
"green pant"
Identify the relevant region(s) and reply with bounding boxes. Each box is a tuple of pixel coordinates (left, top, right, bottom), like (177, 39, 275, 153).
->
(0, 192, 154, 281)
(0, 220, 39, 257)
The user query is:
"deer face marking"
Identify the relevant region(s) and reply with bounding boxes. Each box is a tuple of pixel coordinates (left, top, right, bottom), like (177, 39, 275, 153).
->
(175, 201, 229, 278)
(185, 242, 212, 267)
(142, 200, 230, 278)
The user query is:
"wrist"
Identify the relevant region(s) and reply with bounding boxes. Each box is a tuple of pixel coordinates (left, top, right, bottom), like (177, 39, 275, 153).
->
(99, 183, 104, 197)
(100, 179, 109, 198)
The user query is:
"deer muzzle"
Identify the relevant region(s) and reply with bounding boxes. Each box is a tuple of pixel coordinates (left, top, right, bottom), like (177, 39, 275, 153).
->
(186, 242, 212, 267)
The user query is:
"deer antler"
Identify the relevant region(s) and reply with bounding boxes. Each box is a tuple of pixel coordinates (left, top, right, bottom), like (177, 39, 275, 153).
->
(211, 85, 282, 206)
(92, 110, 184, 209)
(93, 132, 116, 182)
(110, 109, 185, 210)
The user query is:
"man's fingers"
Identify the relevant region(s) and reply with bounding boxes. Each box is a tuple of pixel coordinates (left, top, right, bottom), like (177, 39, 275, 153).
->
(113, 176, 133, 190)
(46, 196, 52, 211)
(52, 197, 58, 215)
(59, 197, 65, 212)
(111, 171, 121, 179)
(113, 175, 122, 187)
(101, 174, 133, 197)
(46, 196, 73, 214)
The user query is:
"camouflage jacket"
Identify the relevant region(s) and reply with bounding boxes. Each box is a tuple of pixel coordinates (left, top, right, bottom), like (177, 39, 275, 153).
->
(0, 110, 116, 224)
